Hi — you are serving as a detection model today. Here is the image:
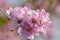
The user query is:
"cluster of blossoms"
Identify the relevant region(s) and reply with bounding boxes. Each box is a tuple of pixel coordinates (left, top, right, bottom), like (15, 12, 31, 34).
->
(6, 7, 53, 40)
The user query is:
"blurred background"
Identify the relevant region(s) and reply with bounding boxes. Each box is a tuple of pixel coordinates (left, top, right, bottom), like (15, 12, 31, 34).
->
(0, 0, 60, 40)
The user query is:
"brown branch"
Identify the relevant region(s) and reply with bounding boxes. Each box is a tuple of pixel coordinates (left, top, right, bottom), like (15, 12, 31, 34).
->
(0, 8, 12, 21)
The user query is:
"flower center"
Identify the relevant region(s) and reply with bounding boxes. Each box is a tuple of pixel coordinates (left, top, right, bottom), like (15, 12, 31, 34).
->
(17, 19, 23, 24)
(25, 26, 32, 32)
(32, 18, 37, 24)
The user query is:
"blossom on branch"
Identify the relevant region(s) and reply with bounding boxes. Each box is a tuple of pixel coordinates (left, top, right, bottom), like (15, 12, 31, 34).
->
(6, 7, 53, 40)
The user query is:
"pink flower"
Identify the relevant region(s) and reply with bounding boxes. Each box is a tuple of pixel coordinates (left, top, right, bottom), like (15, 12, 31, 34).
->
(6, 7, 53, 40)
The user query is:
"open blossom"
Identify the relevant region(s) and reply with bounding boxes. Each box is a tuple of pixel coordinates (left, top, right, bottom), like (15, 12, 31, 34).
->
(18, 21, 40, 40)
(6, 7, 53, 40)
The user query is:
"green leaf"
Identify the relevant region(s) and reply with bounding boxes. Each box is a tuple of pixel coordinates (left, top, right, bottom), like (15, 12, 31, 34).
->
(0, 17, 7, 27)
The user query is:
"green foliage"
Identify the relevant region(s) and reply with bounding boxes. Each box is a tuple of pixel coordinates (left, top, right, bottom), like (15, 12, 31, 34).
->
(49, 0, 54, 7)
(0, 17, 7, 27)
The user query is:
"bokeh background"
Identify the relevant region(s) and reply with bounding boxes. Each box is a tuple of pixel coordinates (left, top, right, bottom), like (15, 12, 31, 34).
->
(0, 0, 60, 40)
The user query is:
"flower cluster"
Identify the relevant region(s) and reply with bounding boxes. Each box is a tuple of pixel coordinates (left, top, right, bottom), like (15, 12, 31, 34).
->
(6, 7, 53, 40)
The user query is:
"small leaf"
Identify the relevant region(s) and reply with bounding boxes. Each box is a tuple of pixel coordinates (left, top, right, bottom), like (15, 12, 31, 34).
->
(0, 17, 7, 27)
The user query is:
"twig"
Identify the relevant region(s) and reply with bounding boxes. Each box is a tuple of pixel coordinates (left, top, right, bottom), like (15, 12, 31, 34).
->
(0, 8, 12, 21)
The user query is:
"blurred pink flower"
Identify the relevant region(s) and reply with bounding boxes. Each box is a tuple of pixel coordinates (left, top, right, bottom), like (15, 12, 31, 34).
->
(25, 2, 34, 9)
(0, 0, 11, 11)
(0, 21, 20, 40)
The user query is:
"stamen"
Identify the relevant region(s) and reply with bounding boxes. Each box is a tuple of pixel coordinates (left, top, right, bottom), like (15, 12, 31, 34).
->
(32, 18, 37, 24)
(17, 19, 23, 24)
(40, 20, 43, 25)
(25, 25, 32, 32)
